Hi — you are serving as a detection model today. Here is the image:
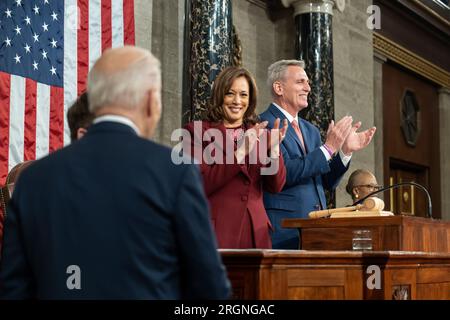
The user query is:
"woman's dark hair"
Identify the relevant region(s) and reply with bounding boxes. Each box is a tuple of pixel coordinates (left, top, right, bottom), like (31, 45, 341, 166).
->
(204, 66, 259, 126)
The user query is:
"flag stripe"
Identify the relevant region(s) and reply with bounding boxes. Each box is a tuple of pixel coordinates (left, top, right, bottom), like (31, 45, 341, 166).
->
(111, 0, 124, 48)
(8, 75, 26, 173)
(24, 79, 37, 161)
(36, 83, 51, 160)
(0, 0, 136, 184)
(123, 0, 135, 45)
(63, 0, 79, 146)
(49, 87, 64, 153)
(89, 0, 102, 71)
(0, 72, 11, 185)
(102, 0, 112, 52)
(77, 0, 89, 96)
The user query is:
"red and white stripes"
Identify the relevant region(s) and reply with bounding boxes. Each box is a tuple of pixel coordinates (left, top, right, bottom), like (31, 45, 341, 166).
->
(0, 0, 135, 184)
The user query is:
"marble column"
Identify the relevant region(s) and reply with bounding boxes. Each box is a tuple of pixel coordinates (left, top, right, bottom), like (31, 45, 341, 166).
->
(439, 88, 450, 221)
(282, 0, 336, 207)
(282, 0, 335, 141)
(182, 0, 233, 123)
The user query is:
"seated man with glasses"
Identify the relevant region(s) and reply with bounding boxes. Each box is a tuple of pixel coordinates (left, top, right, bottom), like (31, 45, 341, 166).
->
(345, 169, 382, 204)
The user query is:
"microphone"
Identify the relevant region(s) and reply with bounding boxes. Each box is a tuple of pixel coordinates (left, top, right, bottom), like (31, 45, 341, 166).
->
(352, 181, 433, 219)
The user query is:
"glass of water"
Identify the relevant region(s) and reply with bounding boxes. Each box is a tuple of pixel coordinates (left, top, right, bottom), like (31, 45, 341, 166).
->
(352, 230, 372, 251)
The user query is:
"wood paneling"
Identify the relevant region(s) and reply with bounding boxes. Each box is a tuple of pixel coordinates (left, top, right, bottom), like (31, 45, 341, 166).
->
(383, 62, 441, 218)
(221, 250, 450, 300)
(283, 216, 450, 253)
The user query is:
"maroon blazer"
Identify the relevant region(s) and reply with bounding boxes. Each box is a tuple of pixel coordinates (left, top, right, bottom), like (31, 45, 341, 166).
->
(184, 121, 286, 249)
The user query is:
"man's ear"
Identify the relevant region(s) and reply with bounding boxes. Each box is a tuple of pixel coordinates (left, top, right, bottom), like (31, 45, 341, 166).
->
(146, 90, 153, 118)
(273, 81, 283, 96)
(77, 127, 88, 140)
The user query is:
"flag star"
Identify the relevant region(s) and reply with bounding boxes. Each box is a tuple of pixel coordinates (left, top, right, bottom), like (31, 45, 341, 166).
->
(33, 5, 40, 15)
(51, 11, 58, 21)
(5, 8, 12, 18)
(32, 32, 39, 42)
(4, 37, 12, 46)
(15, 0, 22, 7)
(24, 16, 31, 25)
(14, 25, 21, 35)
(44, 0, 50, 4)
(32, 61, 38, 70)
(50, 66, 56, 75)
(14, 54, 21, 64)
(24, 43, 31, 53)
(50, 38, 58, 48)
(42, 49, 48, 59)
(42, 22, 49, 32)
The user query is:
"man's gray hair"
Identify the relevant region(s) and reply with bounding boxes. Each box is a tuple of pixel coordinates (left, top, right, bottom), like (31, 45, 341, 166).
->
(267, 59, 305, 97)
(87, 47, 161, 113)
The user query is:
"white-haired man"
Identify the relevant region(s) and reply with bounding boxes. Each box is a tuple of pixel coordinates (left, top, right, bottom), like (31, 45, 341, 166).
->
(0, 46, 231, 299)
(260, 59, 376, 249)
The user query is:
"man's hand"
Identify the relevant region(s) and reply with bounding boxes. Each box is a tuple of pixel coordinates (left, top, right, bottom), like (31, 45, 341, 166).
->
(341, 122, 376, 155)
(269, 118, 288, 158)
(324, 116, 353, 154)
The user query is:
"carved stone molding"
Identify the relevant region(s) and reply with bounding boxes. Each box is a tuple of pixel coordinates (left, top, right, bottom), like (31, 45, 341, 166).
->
(245, 0, 267, 9)
(282, 0, 334, 16)
(374, 33, 450, 88)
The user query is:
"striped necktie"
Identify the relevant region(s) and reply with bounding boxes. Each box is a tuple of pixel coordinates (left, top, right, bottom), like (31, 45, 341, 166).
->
(291, 119, 306, 152)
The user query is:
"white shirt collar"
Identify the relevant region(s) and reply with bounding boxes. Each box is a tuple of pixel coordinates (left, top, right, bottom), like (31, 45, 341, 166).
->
(272, 102, 298, 123)
(93, 115, 140, 135)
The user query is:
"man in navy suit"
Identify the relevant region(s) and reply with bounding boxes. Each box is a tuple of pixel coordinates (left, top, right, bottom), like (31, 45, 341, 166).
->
(260, 60, 376, 249)
(0, 46, 231, 299)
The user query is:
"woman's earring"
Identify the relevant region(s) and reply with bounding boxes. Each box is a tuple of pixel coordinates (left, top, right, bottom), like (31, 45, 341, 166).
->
(355, 194, 359, 199)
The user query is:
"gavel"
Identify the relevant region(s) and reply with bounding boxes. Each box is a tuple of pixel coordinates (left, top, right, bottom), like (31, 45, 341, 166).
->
(308, 197, 385, 219)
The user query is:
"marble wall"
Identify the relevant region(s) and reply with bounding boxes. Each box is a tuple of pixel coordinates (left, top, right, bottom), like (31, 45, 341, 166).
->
(149, 0, 185, 146)
(332, 0, 375, 207)
(439, 88, 450, 221)
(232, 0, 295, 114)
(146, 0, 376, 207)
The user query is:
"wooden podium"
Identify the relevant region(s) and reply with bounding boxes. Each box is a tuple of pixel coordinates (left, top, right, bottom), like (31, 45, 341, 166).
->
(220, 216, 450, 300)
(282, 215, 450, 252)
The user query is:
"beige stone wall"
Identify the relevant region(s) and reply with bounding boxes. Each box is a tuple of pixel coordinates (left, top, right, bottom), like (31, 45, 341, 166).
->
(146, 1, 378, 209)
(232, 0, 295, 114)
(149, 0, 184, 146)
(439, 88, 450, 221)
(333, 0, 376, 207)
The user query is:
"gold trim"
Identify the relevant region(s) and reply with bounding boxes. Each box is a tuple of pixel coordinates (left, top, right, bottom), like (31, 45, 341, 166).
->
(374, 33, 450, 88)
(245, 0, 267, 9)
(410, 0, 450, 28)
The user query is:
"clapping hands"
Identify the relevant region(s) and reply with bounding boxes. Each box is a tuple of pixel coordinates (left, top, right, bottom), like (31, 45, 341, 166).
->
(324, 116, 376, 156)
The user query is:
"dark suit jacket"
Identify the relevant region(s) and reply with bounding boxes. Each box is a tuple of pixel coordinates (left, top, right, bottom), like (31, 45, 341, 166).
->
(260, 104, 349, 249)
(184, 121, 286, 249)
(0, 121, 231, 299)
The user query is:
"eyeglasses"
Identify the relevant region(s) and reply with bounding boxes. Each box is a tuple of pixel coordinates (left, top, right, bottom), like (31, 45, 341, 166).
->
(355, 184, 383, 191)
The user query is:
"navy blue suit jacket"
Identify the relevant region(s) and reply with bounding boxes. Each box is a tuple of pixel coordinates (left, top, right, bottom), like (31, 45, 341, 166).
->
(0, 122, 231, 299)
(260, 104, 349, 249)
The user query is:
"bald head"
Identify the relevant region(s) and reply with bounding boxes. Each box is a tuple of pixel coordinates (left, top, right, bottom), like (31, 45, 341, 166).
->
(87, 46, 161, 113)
(93, 46, 149, 75)
(87, 46, 162, 139)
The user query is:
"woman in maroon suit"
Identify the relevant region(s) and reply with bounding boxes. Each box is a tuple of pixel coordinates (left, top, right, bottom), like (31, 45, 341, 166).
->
(185, 67, 287, 249)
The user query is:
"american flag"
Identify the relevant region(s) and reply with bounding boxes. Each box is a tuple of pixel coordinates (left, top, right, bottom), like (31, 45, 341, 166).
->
(0, 0, 135, 185)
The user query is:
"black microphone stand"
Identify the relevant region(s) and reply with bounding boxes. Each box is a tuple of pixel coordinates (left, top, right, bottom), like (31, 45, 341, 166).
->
(352, 181, 433, 219)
